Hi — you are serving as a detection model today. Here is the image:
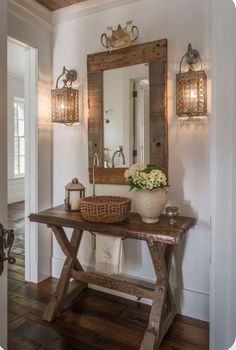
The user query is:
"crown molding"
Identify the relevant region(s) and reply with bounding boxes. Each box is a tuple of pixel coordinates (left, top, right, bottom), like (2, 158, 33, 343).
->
(8, 0, 53, 32)
(8, 0, 141, 30)
(52, 0, 142, 25)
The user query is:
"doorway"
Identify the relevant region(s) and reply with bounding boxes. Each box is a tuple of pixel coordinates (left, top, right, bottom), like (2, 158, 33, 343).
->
(7, 37, 38, 283)
(7, 40, 26, 273)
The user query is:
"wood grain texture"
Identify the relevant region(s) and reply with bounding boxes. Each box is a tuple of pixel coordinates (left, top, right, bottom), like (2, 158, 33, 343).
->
(43, 227, 87, 322)
(87, 39, 167, 72)
(71, 270, 155, 300)
(149, 59, 168, 175)
(89, 166, 127, 184)
(142, 242, 177, 348)
(8, 202, 209, 350)
(88, 71, 104, 168)
(87, 39, 168, 185)
(29, 205, 196, 246)
(36, 0, 87, 11)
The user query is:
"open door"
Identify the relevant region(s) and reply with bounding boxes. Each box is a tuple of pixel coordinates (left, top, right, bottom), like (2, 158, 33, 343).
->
(0, 1, 8, 349)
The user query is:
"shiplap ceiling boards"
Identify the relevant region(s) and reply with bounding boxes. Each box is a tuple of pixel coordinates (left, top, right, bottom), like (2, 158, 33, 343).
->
(36, 0, 87, 11)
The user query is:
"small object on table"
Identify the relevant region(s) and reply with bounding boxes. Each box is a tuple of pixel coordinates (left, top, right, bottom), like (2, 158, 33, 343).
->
(64, 178, 85, 212)
(80, 195, 131, 223)
(166, 206, 179, 225)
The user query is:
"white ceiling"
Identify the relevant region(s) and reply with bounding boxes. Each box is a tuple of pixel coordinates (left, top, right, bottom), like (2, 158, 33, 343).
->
(7, 41, 25, 78)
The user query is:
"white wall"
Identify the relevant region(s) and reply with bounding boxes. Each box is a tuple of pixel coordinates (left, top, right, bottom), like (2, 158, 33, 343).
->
(8, 2, 53, 281)
(52, 0, 210, 321)
(210, 0, 236, 349)
(7, 74, 25, 204)
(103, 68, 124, 165)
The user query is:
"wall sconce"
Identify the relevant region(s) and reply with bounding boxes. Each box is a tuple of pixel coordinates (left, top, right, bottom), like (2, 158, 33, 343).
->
(176, 44, 207, 118)
(51, 66, 79, 125)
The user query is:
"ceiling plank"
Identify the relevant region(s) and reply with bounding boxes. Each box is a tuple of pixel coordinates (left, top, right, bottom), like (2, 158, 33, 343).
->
(36, 0, 87, 11)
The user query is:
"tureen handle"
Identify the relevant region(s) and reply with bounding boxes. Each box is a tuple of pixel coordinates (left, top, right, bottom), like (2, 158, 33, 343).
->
(101, 33, 108, 48)
(131, 25, 139, 42)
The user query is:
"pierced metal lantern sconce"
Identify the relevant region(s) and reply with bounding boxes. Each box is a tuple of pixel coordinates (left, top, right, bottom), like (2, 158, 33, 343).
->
(65, 178, 85, 212)
(51, 66, 79, 125)
(176, 44, 207, 118)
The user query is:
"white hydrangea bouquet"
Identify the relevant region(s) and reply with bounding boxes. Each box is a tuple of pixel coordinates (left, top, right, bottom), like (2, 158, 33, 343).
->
(125, 164, 168, 223)
(124, 164, 167, 191)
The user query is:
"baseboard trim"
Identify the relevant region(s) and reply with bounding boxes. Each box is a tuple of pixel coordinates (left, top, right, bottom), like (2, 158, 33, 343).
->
(51, 256, 209, 322)
(8, 193, 25, 204)
(8, 178, 25, 204)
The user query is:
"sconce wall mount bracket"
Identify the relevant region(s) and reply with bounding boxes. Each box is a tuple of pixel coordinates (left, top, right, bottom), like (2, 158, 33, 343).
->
(179, 43, 202, 72)
(56, 66, 77, 89)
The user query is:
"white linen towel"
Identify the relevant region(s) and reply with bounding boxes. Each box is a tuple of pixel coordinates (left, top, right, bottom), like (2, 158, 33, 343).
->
(95, 233, 123, 275)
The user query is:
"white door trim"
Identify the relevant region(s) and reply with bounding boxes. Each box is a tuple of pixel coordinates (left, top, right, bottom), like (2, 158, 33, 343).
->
(210, 0, 236, 349)
(8, 37, 39, 283)
(24, 46, 39, 283)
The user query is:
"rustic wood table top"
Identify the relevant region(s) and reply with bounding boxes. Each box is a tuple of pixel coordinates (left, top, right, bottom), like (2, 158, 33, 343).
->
(29, 205, 196, 245)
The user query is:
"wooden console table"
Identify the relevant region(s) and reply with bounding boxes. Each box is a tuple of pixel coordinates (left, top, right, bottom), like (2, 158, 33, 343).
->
(29, 205, 195, 350)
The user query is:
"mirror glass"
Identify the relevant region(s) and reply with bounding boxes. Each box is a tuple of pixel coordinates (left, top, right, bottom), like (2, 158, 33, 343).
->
(103, 63, 149, 168)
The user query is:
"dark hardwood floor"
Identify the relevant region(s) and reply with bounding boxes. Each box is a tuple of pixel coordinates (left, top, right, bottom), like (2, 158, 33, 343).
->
(8, 202, 209, 350)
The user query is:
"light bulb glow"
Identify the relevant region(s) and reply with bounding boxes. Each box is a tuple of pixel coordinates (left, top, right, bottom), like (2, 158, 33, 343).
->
(190, 90, 197, 100)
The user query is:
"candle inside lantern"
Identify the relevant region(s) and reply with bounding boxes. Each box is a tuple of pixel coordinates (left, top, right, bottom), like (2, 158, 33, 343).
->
(70, 191, 80, 210)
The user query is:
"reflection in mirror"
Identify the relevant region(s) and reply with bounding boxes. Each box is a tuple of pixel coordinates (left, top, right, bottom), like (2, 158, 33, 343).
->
(103, 63, 149, 168)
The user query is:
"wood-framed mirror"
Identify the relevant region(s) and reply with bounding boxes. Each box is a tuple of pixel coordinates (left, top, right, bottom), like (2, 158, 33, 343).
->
(87, 39, 168, 185)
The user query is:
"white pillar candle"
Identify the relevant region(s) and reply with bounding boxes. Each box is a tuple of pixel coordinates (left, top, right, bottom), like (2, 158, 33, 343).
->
(69, 191, 80, 210)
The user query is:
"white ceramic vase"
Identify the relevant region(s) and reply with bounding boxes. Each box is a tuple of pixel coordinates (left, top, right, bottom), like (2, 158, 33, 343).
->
(133, 188, 167, 223)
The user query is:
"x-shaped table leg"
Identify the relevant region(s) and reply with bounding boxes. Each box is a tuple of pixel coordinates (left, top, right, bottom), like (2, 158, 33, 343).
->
(43, 225, 87, 322)
(141, 241, 176, 350)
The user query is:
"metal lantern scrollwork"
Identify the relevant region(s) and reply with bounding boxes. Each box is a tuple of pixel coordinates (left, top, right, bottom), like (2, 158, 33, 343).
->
(176, 44, 207, 118)
(65, 178, 85, 212)
(51, 66, 79, 125)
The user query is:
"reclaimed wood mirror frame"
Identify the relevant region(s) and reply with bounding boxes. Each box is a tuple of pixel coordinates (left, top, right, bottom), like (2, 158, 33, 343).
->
(87, 39, 168, 185)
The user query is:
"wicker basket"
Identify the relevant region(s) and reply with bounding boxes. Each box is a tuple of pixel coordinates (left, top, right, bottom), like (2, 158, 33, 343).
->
(80, 196, 131, 223)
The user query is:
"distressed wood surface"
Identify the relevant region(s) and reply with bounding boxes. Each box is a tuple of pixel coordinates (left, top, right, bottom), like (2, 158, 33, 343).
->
(88, 70, 104, 169)
(87, 39, 167, 72)
(43, 227, 87, 322)
(87, 39, 168, 185)
(140, 242, 177, 349)
(149, 59, 168, 175)
(71, 270, 155, 300)
(29, 205, 196, 246)
(88, 166, 127, 185)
